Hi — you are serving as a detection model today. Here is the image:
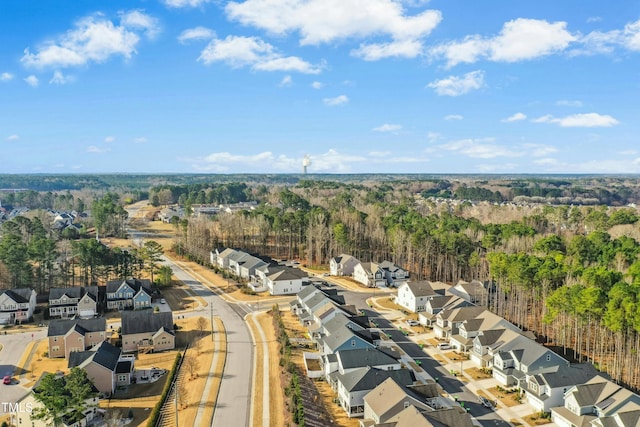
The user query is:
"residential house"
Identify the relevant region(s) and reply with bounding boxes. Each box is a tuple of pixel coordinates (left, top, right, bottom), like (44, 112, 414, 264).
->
(378, 404, 474, 427)
(362, 377, 441, 426)
(121, 310, 174, 353)
(49, 286, 99, 318)
(449, 310, 519, 352)
(551, 375, 640, 427)
(212, 247, 237, 269)
(433, 305, 486, 340)
(418, 294, 471, 327)
(330, 254, 360, 276)
(319, 324, 377, 355)
(395, 281, 448, 313)
(264, 267, 308, 295)
(17, 372, 100, 427)
(469, 328, 523, 368)
(106, 278, 152, 311)
(523, 363, 599, 413)
(48, 317, 108, 359)
(377, 261, 409, 287)
(449, 280, 488, 305)
(493, 339, 569, 387)
(353, 262, 386, 288)
(0, 288, 37, 325)
(335, 367, 415, 417)
(68, 341, 135, 395)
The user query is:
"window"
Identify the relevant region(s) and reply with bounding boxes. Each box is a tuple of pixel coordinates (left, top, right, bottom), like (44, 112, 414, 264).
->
(351, 340, 356, 347)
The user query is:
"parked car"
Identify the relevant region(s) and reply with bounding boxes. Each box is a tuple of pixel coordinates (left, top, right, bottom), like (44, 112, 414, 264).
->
(3, 375, 11, 385)
(405, 319, 420, 326)
(478, 396, 496, 409)
(437, 342, 451, 350)
(160, 299, 166, 304)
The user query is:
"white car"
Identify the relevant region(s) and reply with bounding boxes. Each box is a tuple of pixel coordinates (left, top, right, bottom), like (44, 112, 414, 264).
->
(405, 319, 420, 326)
(437, 343, 451, 350)
(160, 299, 166, 304)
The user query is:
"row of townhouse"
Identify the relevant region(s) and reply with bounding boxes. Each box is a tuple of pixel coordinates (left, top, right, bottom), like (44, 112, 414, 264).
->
(211, 248, 309, 295)
(330, 254, 409, 288)
(406, 278, 640, 424)
(292, 284, 475, 426)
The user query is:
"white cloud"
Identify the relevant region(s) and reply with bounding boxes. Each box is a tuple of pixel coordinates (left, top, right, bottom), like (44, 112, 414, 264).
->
(49, 71, 73, 85)
(576, 19, 640, 55)
(279, 75, 293, 87)
(6, 134, 19, 141)
(427, 70, 484, 96)
(163, 0, 212, 8)
(502, 112, 526, 122)
(225, 0, 442, 46)
(21, 11, 159, 69)
(351, 39, 424, 61)
(104, 136, 115, 143)
(311, 81, 323, 89)
(444, 114, 463, 121)
(1, 72, 13, 82)
(533, 112, 619, 127)
(372, 124, 402, 132)
(119, 10, 160, 39)
(522, 143, 558, 157)
(134, 137, 148, 143)
(87, 145, 110, 153)
(426, 131, 440, 142)
(533, 157, 640, 174)
(24, 75, 39, 87)
(431, 18, 575, 67)
(178, 27, 216, 44)
(620, 149, 638, 156)
(556, 100, 583, 107)
(198, 35, 322, 74)
(439, 138, 523, 159)
(586, 17, 602, 24)
(323, 95, 349, 106)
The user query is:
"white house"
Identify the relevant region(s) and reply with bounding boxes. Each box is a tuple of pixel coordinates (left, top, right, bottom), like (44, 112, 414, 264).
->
(353, 262, 386, 288)
(395, 281, 447, 313)
(266, 268, 308, 295)
(0, 288, 37, 325)
(330, 254, 360, 276)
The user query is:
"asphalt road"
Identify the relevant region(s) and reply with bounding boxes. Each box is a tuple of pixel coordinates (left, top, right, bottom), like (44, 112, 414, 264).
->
(160, 255, 253, 427)
(0, 329, 47, 415)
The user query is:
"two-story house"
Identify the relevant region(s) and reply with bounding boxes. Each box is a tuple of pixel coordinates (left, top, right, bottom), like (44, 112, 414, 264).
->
(377, 260, 409, 287)
(48, 317, 108, 359)
(395, 281, 448, 313)
(551, 375, 640, 427)
(106, 278, 152, 311)
(523, 363, 598, 413)
(330, 254, 360, 276)
(49, 286, 99, 318)
(121, 310, 174, 353)
(493, 339, 569, 387)
(418, 294, 471, 327)
(0, 288, 37, 325)
(469, 327, 523, 368)
(449, 310, 519, 352)
(353, 262, 386, 288)
(68, 341, 135, 395)
(433, 305, 486, 340)
(449, 280, 489, 305)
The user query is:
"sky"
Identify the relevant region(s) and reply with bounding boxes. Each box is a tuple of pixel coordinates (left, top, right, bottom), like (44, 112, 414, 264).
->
(1, 0, 640, 174)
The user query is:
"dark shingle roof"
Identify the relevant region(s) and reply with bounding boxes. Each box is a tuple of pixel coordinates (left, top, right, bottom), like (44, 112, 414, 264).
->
(68, 341, 121, 371)
(48, 317, 107, 337)
(1, 288, 33, 303)
(338, 367, 415, 392)
(106, 278, 152, 294)
(336, 347, 399, 370)
(121, 311, 173, 335)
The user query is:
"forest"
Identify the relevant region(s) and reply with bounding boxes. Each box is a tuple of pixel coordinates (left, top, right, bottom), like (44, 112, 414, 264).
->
(2, 175, 640, 390)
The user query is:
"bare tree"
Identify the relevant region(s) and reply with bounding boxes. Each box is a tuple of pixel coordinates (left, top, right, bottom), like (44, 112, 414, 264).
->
(196, 316, 208, 337)
(177, 379, 190, 409)
(104, 409, 122, 427)
(182, 353, 200, 379)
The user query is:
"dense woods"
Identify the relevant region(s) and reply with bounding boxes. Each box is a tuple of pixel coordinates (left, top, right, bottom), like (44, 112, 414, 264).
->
(3, 175, 640, 390)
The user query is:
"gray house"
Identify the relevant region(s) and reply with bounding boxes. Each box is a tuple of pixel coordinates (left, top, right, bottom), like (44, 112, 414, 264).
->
(106, 278, 152, 311)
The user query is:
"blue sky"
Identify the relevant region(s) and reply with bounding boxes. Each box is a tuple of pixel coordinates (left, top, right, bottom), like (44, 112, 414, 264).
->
(1, 0, 639, 174)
